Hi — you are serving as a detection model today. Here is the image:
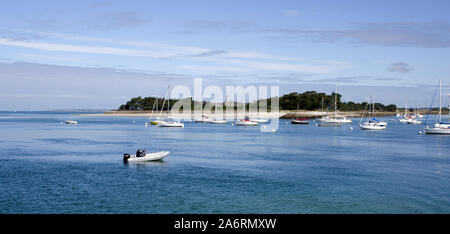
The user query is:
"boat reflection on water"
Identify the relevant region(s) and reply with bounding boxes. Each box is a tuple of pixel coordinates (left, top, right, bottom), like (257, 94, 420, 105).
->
(123, 160, 168, 168)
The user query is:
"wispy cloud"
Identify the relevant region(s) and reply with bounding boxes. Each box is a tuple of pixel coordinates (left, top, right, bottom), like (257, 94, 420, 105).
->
(0, 30, 347, 74)
(263, 21, 450, 48)
(388, 62, 411, 73)
(179, 20, 450, 48)
(190, 50, 228, 57)
(314, 75, 399, 84)
(0, 37, 159, 57)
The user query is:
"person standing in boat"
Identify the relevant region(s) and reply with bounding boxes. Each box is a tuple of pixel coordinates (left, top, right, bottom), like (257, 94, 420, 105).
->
(142, 149, 147, 157)
(136, 149, 141, 157)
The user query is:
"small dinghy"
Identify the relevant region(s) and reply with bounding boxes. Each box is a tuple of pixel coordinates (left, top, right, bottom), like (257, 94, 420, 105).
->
(317, 123, 342, 127)
(291, 118, 309, 124)
(65, 120, 78, 125)
(123, 151, 170, 162)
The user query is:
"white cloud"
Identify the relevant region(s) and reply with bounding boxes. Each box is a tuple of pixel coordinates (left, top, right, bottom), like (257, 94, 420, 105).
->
(0, 37, 160, 57)
(0, 31, 348, 76)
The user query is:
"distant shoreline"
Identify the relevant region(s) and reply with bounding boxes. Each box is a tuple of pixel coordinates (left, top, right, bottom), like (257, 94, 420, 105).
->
(73, 110, 427, 119)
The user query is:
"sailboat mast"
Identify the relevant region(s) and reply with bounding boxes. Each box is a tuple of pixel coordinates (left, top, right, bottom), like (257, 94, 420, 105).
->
(158, 86, 169, 119)
(334, 85, 337, 118)
(439, 80, 442, 123)
(372, 96, 375, 118)
(150, 97, 157, 121)
(321, 97, 324, 112)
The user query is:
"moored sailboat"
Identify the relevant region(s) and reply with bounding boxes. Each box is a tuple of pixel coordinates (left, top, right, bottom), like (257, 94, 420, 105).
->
(318, 86, 352, 123)
(423, 80, 450, 134)
(291, 103, 309, 124)
(235, 116, 258, 126)
(359, 96, 387, 130)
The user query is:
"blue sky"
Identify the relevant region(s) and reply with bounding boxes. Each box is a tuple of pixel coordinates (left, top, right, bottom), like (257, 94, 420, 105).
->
(1, 0, 450, 110)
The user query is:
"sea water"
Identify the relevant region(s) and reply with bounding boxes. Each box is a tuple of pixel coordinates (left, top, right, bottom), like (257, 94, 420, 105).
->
(0, 111, 449, 213)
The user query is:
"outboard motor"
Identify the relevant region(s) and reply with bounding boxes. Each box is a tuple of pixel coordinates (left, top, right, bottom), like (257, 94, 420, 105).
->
(123, 153, 130, 163)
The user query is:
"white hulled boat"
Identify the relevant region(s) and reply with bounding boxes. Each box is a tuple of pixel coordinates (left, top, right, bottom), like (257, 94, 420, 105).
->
(209, 101, 227, 124)
(123, 151, 169, 162)
(210, 119, 227, 124)
(423, 80, 450, 135)
(151, 87, 171, 125)
(251, 118, 268, 123)
(318, 86, 352, 124)
(158, 118, 184, 127)
(235, 116, 258, 126)
(195, 115, 211, 123)
(406, 118, 423, 125)
(65, 120, 78, 125)
(359, 96, 387, 130)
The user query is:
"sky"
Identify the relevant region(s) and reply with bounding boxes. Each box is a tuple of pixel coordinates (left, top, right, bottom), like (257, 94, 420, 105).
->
(1, 0, 450, 110)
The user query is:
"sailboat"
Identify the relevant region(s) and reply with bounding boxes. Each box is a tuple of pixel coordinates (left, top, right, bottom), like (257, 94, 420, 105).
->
(235, 115, 258, 126)
(149, 97, 159, 125)
(359, 96, 387, 130)
(399, 104, 410, 123)
(195, 115, 211, 123)
(423, 80, 450, 134)
(158, 118, 184, 127)
(398, 103, 422, 124)
(152, 87, 171, 125)
(210, 101, 227, 124)
(250, 102, 268, 123)
(291, 103, 309, 124)
(194, 98, 211, 123)
(157, 86, 184, 127)
(318, 86, 352, 123)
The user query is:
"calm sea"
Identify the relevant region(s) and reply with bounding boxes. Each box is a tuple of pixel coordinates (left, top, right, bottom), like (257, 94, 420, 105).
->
(0, 111, 449, 213)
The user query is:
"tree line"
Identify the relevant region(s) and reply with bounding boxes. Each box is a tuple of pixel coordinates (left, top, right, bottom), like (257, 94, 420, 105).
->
(118, 91, 397, 112)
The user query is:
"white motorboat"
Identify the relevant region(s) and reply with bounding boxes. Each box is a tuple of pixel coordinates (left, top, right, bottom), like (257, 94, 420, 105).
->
(158, 119, 184, 127)
(423, 80, 450, 135)
(123, 151, 170, 162)
(65, 120, 78, 125)
(235, 116, 258, 126)
(359, 96, 387, 130)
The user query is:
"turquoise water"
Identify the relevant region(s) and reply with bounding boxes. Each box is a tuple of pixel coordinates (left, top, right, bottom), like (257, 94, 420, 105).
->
(0, 111, 449, 214)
